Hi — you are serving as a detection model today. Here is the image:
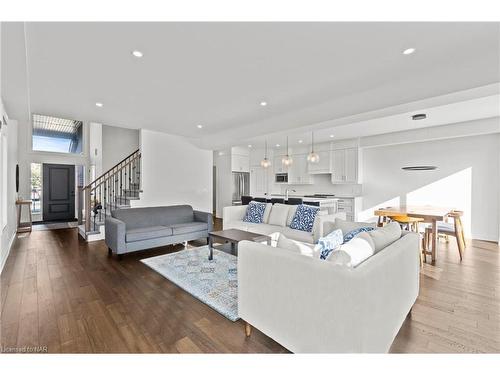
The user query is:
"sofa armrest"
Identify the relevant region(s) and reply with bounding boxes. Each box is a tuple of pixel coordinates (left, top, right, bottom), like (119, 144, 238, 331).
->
(105, 217, 126, 254)
(194, 210, 213, 232)
(223, 205, 248, 223)
(312, 212, 347, 242)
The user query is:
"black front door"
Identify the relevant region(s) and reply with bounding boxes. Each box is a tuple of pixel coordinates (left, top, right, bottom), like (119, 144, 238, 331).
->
(43, 163, 75, 221)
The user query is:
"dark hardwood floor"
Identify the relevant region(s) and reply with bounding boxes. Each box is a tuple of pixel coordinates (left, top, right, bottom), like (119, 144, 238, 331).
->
(1, 222, 499, 353)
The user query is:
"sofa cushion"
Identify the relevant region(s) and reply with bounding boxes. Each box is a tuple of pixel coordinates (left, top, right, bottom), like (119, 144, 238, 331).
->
(281, 226, 315, 243)
(290, 204, 320, 232)
(243, 201, 267, 223)
(324, 218, 376, 236)
(276, 233, 318, 257)
(368, 222, 402, 252)
(286, 205, 298, 226)
(268, 204, 290, 227)
(171, 222, 208, 235)
(262, 203, 273, 224)
(125, 226, 173, 242)
(112, 205, 194, 229)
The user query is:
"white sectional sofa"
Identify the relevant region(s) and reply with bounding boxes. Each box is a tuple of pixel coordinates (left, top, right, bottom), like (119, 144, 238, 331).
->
(237, 227, 420, 353)
(223, 203, 346, 244)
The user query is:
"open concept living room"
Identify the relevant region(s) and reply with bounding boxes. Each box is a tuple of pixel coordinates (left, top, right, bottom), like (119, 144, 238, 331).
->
(0, 1, 500, 372)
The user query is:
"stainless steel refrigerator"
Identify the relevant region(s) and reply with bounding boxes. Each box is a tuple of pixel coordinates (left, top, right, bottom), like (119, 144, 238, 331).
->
(232, 172, 250, 205)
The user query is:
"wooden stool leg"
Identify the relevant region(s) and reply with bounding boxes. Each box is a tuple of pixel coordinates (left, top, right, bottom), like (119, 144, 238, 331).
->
(245, 322, 252, 337)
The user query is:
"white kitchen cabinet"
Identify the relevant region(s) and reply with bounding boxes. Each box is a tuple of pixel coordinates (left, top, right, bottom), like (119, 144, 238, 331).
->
(273, 155, 288, 174)
(250, 166, 267, 195)
(331, 147, 358, 184)
(336, 197, 362, 221)
(307, 150, 331, 174)
(231, 153, 250, 172)
(288, 154, 313, 185)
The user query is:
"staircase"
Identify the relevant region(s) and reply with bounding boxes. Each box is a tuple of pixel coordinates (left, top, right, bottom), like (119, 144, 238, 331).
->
(78, 149, 142, 241)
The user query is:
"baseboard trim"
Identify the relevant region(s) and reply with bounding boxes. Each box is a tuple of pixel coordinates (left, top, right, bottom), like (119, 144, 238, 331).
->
(0, 230, 16, 275)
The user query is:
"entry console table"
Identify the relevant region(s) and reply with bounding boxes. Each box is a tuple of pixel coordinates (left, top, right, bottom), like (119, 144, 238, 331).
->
(16, 199, 33, 233)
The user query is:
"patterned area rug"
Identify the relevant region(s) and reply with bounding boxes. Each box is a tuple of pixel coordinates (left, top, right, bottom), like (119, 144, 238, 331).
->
(141, 246, 239, 321)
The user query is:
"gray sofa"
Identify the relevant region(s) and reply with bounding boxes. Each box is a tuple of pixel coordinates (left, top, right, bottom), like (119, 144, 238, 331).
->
(105, 205, 212, 258)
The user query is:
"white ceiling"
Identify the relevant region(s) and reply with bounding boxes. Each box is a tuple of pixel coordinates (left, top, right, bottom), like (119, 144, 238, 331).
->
(2, 22, 499, 149)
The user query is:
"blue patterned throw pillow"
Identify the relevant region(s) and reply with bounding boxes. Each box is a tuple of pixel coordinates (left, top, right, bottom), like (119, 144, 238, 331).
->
(343, 227, 375, 243)
(243, 201, 267, 223)
(317, 229, 344, 260)
(290, 204, 320, 232)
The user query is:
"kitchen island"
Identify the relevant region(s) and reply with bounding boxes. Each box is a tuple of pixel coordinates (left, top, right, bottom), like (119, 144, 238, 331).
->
(252, 194, 339, 214)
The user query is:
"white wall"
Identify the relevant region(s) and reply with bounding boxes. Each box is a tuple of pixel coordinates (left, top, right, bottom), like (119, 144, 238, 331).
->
(102, 125, 139, 172)
(360, 133, 500, 241)
(132, 129, 212, 213)
(0, 117, 18, 274)
(89, 122, 103, 177)
(213, 149, 232, 218)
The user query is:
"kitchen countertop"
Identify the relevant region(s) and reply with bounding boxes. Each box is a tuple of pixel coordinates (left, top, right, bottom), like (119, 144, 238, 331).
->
(254, 194, 339, 202)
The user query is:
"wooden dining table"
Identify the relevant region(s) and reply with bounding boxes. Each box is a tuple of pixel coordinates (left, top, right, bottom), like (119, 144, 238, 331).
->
(374, 205, 454, 263)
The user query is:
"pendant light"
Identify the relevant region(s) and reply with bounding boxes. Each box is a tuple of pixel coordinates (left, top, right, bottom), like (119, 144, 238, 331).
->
(281, 136, 293, 166)
(307, 131, 320, 163)
(401, 113, 438, 171)
(260, 140, 271, 168)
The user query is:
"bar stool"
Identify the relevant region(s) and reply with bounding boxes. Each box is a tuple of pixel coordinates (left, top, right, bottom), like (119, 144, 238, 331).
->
(270, 198, 285, 205)
(425, 210, 465, 261)
(241, 196, 253, 205)
(253, 197, 267, 203)
(286, 197, 303, 205)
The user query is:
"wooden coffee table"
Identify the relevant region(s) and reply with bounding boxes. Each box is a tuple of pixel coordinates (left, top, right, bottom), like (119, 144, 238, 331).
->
(208, 229, 272, 260)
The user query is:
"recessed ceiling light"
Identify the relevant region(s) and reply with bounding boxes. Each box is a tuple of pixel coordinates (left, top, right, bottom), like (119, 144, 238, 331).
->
(402, 48, 416, 55)
(275, 144, 280, 147)
(248, 144, 252, 148)
(260, 101, 268, 107)
(197, 124, 203, 129)
(132, 50, 144, 58)
(298, 139, 303, 144)
(329, 134, 335, 138)
(95, 102, 103, 107)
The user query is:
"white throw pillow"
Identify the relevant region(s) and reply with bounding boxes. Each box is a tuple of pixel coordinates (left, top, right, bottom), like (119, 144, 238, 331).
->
(368, 222, 402, 252)
(324, 217, 376, 236)
(330, 235, 375, 267)
(268, 204, 290, 227)
(276, 233, 318, 257)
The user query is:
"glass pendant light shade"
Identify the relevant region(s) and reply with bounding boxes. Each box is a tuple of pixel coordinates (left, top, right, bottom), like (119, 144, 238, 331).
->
(261, 140, 271, 168)
(307, 152, 320, 163)
(307, 131, 320, 164)
(281, 136, 293, 166)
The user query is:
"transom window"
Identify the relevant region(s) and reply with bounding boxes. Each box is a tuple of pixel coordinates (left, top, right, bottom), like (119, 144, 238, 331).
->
(32, 114, 83, 154)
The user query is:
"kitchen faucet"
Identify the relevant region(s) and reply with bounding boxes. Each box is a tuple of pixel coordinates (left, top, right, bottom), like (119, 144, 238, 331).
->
(285, 189, 296, 200)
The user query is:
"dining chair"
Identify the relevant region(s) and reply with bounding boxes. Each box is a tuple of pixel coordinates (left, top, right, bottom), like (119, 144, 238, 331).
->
(390, 215, 425, 266)
(425, 210, 466, 261)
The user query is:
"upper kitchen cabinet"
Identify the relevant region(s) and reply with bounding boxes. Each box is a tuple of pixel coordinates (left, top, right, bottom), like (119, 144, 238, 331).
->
(231, 147, 250, 172)
(307, 150, 331, 174)
(273, 154, 288, 174)
(288, 154, 313, 185)
(331, 147, 359, 184)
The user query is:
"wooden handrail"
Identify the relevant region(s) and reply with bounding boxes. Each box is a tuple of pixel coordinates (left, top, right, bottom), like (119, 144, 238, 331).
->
(80, 148, 141, 233)
(84, 149, 140, 189)
(82, 152, 141, 192)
